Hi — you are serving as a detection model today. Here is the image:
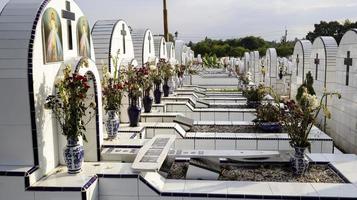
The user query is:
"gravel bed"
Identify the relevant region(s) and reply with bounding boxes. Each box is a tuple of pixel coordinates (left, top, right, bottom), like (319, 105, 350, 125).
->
(220, 164, 344, 183)
(191, 125, 278, 133)
(165, 163, 345, 183)
(209, 105, 248, 109)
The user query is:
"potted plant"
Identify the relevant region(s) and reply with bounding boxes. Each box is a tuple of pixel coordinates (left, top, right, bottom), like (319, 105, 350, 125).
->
(160, 59, 174, 97)
(122, 65, 144, 127)
(255, 103, 282, 132)
(175, 64, 186, 88)
(102, 54, 123, 139)
(152, 62, 162, 104)
(243, 85, 265, 108)
(45, 64, 96, 174)
(142, 64, 154, 113)
(281, 88, 340, 176)
(186, 61, 198, 85)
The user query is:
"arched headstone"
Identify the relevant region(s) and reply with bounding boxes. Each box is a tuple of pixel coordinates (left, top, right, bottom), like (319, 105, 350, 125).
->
(266, 48, 278, 88)
(175, 40, 185, 65)
(291, 40, 312, 99)
(308, 36, 338, 129)
(251, 51, 260, 83)
(331, 29, 357, 153)
(244, 52, 250, 73)
(92, 19, 135, 75)
(154, 35, 167, 61)
(0, 0, 103, 174)
(92, 20, 136, 125)
(132, 29, 156, 67)
(166, 42, 176, 65)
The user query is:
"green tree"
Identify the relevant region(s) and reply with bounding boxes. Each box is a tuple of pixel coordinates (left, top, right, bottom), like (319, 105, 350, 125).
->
(306, 20, 357, 44)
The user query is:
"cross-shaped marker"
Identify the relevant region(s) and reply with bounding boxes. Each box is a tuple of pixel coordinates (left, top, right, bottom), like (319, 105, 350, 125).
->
(148, 32, 152, 53)
(344, 51, 352, 86)
(314, 53, 319, 80)
(121, 24, 127, 54)
(62, 1, 75, 50)
(296, 54, 300, 76)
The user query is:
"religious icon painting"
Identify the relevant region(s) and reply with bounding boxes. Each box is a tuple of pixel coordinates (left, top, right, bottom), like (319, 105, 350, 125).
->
(77, 17, 91, 58)
(42, 8, 64, 64)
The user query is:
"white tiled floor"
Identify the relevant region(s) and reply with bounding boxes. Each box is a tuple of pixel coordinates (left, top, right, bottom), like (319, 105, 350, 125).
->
(227, 181, 272, 196)
(269, 182, 318, 196)
(311, 183, 357, 198)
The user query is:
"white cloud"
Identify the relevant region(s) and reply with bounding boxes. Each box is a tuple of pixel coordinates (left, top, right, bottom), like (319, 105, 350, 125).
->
(0, 0, 356, 42)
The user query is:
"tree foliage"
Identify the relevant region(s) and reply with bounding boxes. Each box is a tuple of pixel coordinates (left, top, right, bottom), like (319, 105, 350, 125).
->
(190, 36, 291, 58)
(306, 20, 357, 44)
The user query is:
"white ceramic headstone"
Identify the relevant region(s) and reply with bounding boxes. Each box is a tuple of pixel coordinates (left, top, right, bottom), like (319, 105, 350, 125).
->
(175, 40, 185, 65)
(250, 51, 260, 83)
(331, 29, 357, 153)
(308, 36, 337, 129)
(244, 52, 250, 73)
(92, 19, 135, 74)
(292, 40, 312, 91)
(132, 29, 156, 66)
(166, 42, 176, 65)
(154, 35, 167, 60)
(266, 48, 278, 88)
(0, 0, 103, 175)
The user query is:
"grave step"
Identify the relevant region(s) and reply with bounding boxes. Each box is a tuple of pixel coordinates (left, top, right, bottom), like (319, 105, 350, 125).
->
(173, 115, 194, 131)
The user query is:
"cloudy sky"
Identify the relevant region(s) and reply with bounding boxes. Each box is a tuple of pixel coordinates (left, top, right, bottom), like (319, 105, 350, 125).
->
(1, 0, 357, 42)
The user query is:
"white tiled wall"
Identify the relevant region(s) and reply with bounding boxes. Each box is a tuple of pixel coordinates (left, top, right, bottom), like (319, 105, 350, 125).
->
(0, 176, 34, 200)
(34, 192, 80, 200)
(99, 178, 138, 196)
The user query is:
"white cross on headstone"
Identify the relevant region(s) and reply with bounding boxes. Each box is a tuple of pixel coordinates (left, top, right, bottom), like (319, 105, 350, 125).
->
(148, 32, 152, 53)
(344, 51, 352, 86)
(121, 24, 127, 54)
(314, 53, 319, 80)
(62, 1, 75, 50)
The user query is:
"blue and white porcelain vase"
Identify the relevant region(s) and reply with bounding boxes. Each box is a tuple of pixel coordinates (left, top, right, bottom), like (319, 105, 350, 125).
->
(128, 96, 141, 127)
(106, 110, 119, 139)
(63, 138, 84, 174)
(154, 83, 162, 104)
(290, 146, 309, 176)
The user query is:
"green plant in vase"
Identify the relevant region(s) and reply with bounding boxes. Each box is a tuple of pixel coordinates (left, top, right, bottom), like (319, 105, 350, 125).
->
(142, 63, 154, 113)
(122, 65, 144, 127)
(45, 63, 96, 174)
(281, 87, 341, 176)
(255, 103, 282, 132)
(101, 52, 124, 139)
(243, 85, 265, 108)
(160, 59, 174, 97)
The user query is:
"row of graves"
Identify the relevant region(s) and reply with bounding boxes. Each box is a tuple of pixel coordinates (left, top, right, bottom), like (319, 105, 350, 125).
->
(238, 49, 294, 97)
(1, 0, 357, 200)
(288, 32, 357, 156)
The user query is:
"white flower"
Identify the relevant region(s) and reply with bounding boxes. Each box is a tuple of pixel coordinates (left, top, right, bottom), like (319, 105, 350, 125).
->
(149, 65, 157, 70)
(302, 92, 319, 110)
(54, 76, 64, 85)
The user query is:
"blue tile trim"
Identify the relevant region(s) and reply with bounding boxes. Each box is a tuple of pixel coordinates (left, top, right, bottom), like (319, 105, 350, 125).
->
(81, 191, 87, 200)
(96, 174, 139, 178)
(27, 0, 51, 168)
(82, 176, 98, 190)
(101, 145, 143, 148)
(328, 163, 351, 183)
(26, 175, 98, 192)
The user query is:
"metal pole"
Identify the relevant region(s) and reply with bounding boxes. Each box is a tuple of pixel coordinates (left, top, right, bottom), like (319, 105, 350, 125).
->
(163, 0, 169, 41)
